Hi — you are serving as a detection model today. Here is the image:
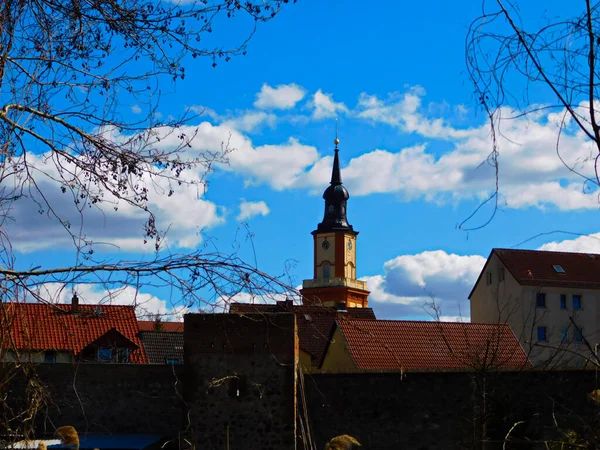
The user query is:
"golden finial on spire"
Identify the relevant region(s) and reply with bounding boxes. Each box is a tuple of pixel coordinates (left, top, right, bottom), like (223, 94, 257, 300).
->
(334, 118, 340, 148)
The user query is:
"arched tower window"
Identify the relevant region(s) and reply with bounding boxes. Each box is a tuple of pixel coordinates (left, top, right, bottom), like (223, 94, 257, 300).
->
(346, 262, 356, 279)
(323, 263, 330, 280)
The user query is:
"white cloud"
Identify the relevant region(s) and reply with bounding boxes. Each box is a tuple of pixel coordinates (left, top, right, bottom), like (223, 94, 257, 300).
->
(222, 111, 276, 132)
(172, 84, 600, 212)
(364, 250, 486, 320)
(131, 105, 142, 114)
(172, 122, 320, 190)
(237, 200, 270, 221)
(33, 283, 186, 320)
(7, 148, 225, 254)
(254, 83, 306, 110)
(538, 233, 600, 253)
(311, 89, 349, 119)
(356, 86, 476, 139)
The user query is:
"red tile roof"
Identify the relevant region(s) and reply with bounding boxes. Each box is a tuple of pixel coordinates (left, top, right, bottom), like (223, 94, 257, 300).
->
(138, 320, 184, 333)
(229, 301, 376, 365)
(2, 302, 147, 363)
(493, 248, 600, 289)
(332, 319, 530, 371)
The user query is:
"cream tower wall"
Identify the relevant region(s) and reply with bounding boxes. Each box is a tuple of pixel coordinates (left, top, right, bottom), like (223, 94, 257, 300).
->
(344, 234, 356, 279)
(315, 233, 336, 280)
(313, 232, 358, 281)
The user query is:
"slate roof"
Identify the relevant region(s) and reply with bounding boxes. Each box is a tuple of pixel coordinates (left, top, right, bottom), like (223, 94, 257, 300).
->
(139, 331, 184, 364)
(229, 301, 376, 365)
(138, 320, 184, 333)
(332, 319, 530, 371)
(1, 302, 147, 362)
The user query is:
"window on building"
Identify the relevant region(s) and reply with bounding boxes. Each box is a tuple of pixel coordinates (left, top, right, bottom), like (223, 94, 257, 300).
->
(537, 326, 547, 342)
(499, 268, 505, 282)
(486, 272, 492, 285)
(561, 328, 568, 344)
(98, 348, 112, 362)
(553, 265, 566, 273)
(536, 293, 546, 308)
(560, 294, 567, 310)
(44, 351, 57, 363)
(574, 328, 583, 344)
(166, 359, 182, 365)
(323, 263, 330, 280)
(116, 348, 130, 363)
(573, 294, 582, 310)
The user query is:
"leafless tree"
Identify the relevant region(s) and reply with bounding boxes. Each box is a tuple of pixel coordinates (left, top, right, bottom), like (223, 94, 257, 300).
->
(462, 0, 600, 231)
(0, 0, 297, 444)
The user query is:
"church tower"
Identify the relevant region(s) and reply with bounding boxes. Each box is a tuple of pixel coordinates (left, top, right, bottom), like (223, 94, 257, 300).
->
(300, 137, 370, 308)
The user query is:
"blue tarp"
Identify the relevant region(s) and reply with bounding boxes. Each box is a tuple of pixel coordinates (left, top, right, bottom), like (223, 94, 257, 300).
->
(46, 435, 164, 450)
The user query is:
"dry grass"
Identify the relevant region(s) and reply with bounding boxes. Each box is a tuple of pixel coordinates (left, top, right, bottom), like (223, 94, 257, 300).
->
(56, 426, 79, 449)
(324, 435, 361, 450)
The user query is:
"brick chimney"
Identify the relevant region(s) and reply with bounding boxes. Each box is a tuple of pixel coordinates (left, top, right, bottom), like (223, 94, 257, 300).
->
(71, 293, 79, 313)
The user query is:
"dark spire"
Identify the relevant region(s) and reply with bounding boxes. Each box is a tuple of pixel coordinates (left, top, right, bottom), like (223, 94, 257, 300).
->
(314, 137, 356, 234)
(331, 142, 342, 185)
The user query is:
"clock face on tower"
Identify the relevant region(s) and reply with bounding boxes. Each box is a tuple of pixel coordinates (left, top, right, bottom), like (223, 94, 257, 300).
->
(347, 240, 353, 251)
(322, 240, 330, 250)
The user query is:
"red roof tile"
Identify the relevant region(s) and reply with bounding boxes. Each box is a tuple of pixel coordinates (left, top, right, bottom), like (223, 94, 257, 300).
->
(493, 248, 600, 289)
(230, 301, 376, 364)
(333, 319, 530, 371)
(2, 303, 147, 363)
(138, 320, 184, 333)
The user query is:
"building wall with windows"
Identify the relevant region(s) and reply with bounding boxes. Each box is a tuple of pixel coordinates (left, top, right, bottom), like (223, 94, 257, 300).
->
(3, 350, 73, 363)
(470, 252, 599, 367)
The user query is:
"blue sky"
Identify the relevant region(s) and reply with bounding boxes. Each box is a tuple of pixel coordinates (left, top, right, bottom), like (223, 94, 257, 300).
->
(12, 0, 600, 321)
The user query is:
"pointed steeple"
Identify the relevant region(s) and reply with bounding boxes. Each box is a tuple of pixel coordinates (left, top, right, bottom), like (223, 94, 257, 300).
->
(314, 137, 355, 234)
(331, 146, 342, 185)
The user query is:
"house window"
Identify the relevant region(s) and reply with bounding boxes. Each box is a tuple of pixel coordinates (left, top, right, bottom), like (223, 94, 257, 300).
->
(536, 293, 546, 308)
(499, 268, 505, 282)
(560, 294, 567, 310)
(486, 272, 492, 285)
(573, 295, 582, 310)
(574, 328, 583, 344)
(553, 265, 566, 273)
(44, 351, 57, 363)
(323, 263, 330, 280)
(116, 348, 130, 363)
(537, 326, 547, 342)
(98, 348, 112, 362)
(166, 359, 181, 365)
(561, 328, 568, 344)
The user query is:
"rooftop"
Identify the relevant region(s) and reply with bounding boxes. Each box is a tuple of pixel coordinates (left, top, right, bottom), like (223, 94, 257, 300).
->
(2, 302, 147, 363)
(140, 331, 184, 364)
(486, 248, 600, 291)
(332, 319, 530, 371)
(229, 301, 376, 365)
(138, 320, 184, 333)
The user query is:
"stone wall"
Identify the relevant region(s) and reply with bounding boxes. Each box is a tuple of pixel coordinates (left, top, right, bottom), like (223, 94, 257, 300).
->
(4, 316, 600, 450)
(2, 363, 184, 437)
(184, 313, 298, 450)
(305, 370, 600, 450)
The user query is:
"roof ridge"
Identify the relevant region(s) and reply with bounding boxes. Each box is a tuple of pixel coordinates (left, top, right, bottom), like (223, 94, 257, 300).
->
(338, 318, 506, 326)
(494, 247, 600, 256)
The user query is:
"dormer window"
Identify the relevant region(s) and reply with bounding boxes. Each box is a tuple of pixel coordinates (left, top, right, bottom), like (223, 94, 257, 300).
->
(98, 348, 112, 362)
(553, 265, 565, 273)
(117, 348, 130, 363)
(44, 351, 57, 363)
